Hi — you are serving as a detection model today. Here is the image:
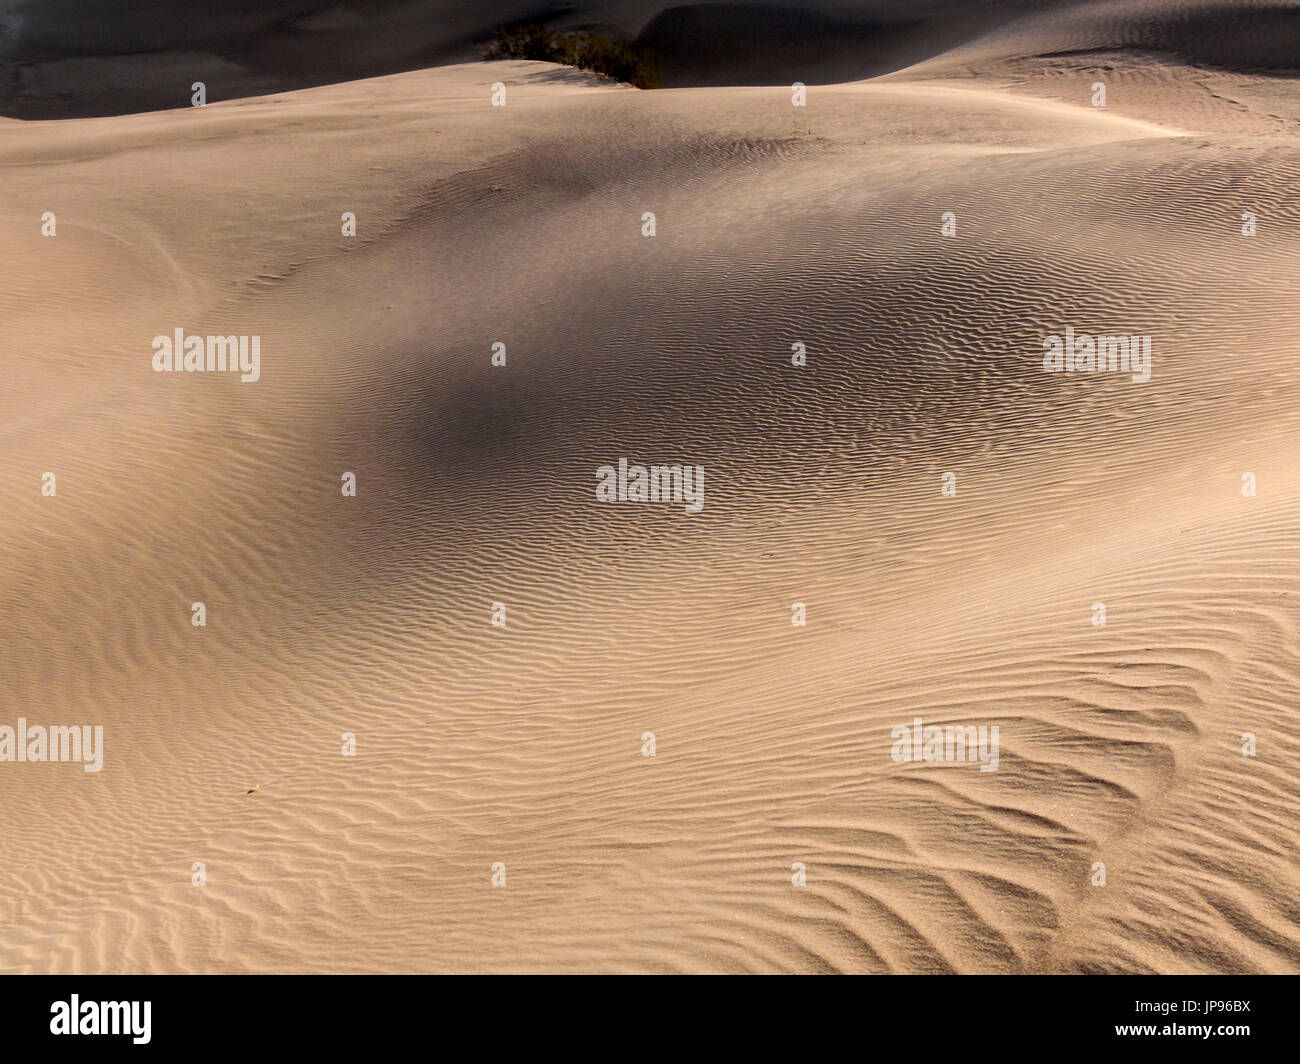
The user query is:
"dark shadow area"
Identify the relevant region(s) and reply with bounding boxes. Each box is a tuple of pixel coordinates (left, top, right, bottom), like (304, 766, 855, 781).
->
(2, 0, 1298, 119)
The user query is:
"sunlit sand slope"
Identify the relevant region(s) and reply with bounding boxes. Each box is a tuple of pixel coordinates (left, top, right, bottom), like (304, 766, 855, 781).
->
(1, 51, 1298, 972)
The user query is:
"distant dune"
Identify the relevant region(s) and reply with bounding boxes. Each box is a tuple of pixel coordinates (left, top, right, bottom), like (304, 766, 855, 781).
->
(5, 0, 1300, 117)
(2, 2, 1299, 973)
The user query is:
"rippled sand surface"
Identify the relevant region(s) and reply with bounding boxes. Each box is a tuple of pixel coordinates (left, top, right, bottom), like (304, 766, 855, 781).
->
(3, 3, 1300, 972)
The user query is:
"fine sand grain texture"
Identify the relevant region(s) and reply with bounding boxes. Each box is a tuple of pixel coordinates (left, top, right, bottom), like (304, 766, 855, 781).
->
(1, 1, 1299, 973)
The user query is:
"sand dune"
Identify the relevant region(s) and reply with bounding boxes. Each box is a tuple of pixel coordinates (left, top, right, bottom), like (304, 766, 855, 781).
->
(7, 0, 1299, 116)
(2, 2, 1299, 973)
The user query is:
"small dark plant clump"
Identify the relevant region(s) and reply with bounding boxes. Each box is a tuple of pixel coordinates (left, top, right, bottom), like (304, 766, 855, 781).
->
(484, 24, 661, 89)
